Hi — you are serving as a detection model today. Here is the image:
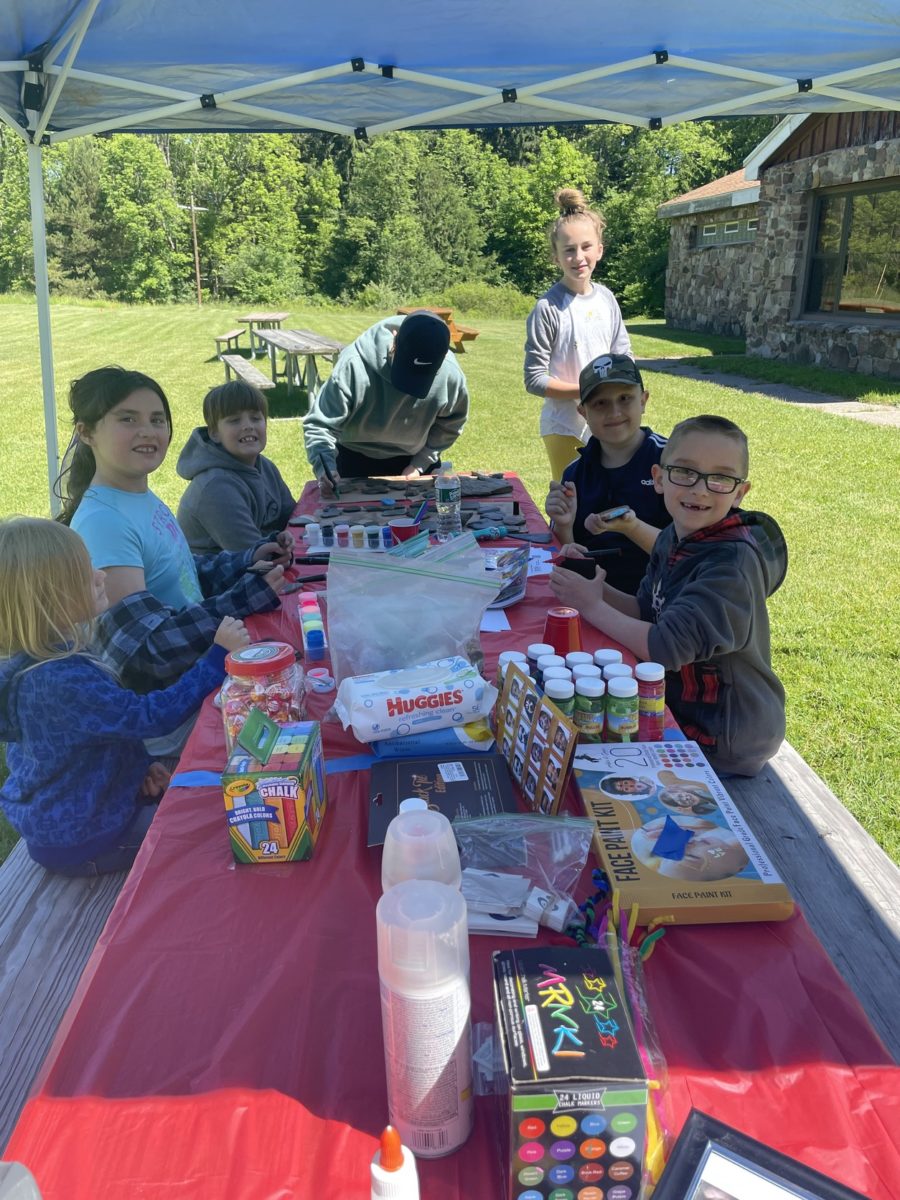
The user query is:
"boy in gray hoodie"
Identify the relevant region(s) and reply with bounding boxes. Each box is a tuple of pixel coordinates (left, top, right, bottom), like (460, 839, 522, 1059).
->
(177, 381, 295, 553)
(550, 415, 787, 775)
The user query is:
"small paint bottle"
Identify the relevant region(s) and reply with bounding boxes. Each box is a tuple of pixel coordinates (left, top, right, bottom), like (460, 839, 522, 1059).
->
(321, 523, 335, 547)
(571, 663, 603, 681)
(366, 525, 382, 551)
(381, 525, 393, 550)
(603, 662, 634, 682)
(593, 648, 623, 670)
(350, 524, 366, 549)
(543, 678, 575, 718)
(635, 662, 666, 742)
(574, 678, 606, 742)
(335, 522, 351, 548)
(496, 650, 528, 691)
(305, 522, 322, 548)
(605, 677, 639, 742)
(541, 665, 572, 687)
(565, 651, 594, 671)
(526, 642, 554, 676)
(536, 654, 565, 688)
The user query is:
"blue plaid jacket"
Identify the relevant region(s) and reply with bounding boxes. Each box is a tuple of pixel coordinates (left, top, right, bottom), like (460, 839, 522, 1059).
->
(94, 544, 280, 692)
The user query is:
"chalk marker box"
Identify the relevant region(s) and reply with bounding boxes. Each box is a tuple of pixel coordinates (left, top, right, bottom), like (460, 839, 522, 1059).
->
(222, 711, 328, 864)
(493, 946, 649, 1200)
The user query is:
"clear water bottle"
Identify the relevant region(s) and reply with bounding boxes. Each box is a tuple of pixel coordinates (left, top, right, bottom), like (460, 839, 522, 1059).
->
(434, 462, 462, 541)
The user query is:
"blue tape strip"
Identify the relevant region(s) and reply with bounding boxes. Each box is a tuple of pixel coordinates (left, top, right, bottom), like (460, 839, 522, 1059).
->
(325, 754, 374, 775)
(169, 770, 222, 788)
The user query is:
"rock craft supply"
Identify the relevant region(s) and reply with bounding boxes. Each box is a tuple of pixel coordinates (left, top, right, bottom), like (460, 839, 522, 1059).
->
(350, 524, 366, 548)
(335, 523, 351, 548)
(298, 592, 329, 662)
(367, 525, 382, 550)
(636, 661, 666, 741)
(606, 676, 639, 742)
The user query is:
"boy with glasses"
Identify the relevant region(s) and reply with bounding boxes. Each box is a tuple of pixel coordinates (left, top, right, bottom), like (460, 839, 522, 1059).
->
(550, 415, 787, 775)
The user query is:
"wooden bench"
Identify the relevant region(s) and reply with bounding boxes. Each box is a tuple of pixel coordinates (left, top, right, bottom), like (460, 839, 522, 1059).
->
(220, 354, 275, 390)
(214, 329, 245, 358)
(0, 840, 127, 1149)
(450, 323, 480, 353)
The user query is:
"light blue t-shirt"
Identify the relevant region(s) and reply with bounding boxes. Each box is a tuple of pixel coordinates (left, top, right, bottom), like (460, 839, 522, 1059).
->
(72, 486, 202, 610)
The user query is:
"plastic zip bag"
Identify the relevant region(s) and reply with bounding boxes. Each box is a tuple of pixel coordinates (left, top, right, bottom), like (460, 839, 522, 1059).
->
(326, 532, 500, 683)
(452, 812, 594, 900)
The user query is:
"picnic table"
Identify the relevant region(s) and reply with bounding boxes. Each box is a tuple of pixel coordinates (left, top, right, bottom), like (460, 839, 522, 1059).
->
(3, 477, 899, 1198)
(236, 310, 290, 355)
(396, 305, 480, 353)
(253, 327, 345, 399)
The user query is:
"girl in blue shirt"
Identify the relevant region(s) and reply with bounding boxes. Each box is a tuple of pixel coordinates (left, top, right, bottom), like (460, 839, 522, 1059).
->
(0, 518, 249, 875)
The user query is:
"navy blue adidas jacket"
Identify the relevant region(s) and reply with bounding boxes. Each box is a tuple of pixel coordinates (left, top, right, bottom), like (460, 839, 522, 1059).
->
(561, 428, 671, 594)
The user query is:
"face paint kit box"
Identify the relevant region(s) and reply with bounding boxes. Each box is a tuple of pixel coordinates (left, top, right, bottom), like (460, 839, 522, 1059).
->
(222, 710, 328, 863)
(493, 946, 649, 1200)
(572, 741, 794, 925)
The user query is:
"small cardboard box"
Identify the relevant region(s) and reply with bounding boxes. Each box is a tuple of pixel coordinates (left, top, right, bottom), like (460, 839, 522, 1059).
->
(493, 946, 648, 1200)
(222, 710, 327, 863)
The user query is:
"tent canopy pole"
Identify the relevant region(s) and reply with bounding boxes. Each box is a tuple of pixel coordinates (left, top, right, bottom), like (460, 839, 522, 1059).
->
(27, 141, 60, 516)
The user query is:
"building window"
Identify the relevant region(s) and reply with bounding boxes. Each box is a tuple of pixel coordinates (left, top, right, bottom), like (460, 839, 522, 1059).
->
(805, 183, 900, 316)
(692, 218, 758, 247)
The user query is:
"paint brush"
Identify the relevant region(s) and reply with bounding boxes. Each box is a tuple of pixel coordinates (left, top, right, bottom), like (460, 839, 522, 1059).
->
(410, 499, 429, 525)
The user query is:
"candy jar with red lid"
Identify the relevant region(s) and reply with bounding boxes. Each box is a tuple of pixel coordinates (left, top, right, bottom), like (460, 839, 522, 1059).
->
(222, 642, 303, 750)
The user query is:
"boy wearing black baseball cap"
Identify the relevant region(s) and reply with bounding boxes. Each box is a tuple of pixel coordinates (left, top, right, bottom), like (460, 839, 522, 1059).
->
(544, 352, 671, 593)
(303, 311, 468, 493)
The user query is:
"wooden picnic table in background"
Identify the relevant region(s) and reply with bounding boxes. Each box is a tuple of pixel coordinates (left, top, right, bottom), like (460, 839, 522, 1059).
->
(237, 310, 290, 355)
(396, 305, 480, 353)
(254, 327, 345, 399)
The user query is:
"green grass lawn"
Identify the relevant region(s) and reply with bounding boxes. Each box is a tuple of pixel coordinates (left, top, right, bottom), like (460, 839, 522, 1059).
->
(0, 298, 898, 864)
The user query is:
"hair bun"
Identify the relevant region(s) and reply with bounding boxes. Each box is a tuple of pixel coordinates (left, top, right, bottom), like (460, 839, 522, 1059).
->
(555, 187, 587, 216)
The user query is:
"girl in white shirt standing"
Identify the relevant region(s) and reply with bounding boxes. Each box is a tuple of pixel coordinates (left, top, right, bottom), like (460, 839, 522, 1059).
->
(524, 188, 633, 481)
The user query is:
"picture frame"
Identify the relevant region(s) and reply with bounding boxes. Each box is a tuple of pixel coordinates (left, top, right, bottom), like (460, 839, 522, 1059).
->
(654, 1110, 868, 1200)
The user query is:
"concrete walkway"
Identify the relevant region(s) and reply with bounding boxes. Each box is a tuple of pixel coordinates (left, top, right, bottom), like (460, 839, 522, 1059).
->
(638, 357, 900, 428)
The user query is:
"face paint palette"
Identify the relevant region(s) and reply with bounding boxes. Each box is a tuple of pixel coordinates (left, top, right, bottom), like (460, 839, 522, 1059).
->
(572, 741, 795, 925)
(493, 946, 649, 1200)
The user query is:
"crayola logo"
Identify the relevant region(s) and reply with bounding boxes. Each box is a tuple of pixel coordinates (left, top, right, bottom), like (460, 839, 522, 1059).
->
(385, 689, 464, 717)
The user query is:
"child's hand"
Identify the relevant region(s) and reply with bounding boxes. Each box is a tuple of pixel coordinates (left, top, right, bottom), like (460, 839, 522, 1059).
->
(252, 535, 292, 569)
(549, 561, 606, 613)
(556, 542, 591, 560)
(400, 464, 423, 478)
(140, 762, 171, 799)
(262, 564, 288, 594)
(545, 480, 577, 524)
(585, 506, 635, 536)
(215, 616, 251, 651)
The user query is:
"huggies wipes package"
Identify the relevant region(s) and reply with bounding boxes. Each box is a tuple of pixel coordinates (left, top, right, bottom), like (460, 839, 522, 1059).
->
(334, 656, 497, 743)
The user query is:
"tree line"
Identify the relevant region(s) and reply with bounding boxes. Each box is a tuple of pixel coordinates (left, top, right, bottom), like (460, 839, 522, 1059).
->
(0, 119, 774, 315)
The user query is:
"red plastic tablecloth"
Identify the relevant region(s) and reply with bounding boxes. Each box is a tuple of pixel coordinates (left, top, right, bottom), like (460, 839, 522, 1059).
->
(5, 477, 899, 1198)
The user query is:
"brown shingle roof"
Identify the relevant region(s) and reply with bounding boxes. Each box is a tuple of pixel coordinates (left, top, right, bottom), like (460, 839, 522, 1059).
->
(658, 168, 758, 212)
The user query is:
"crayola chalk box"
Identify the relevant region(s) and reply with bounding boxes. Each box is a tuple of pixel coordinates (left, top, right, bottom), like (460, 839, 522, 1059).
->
(572, 740, 794, 924)
(493, 946, 648, 1200)
(222, 715, 327, 863)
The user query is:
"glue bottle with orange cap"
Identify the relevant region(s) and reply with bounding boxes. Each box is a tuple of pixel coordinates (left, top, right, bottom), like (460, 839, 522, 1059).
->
(370, 1125, 420, 1200)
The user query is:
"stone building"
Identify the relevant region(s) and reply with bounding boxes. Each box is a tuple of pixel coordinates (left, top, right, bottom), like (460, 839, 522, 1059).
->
(658, 113, 900, 379)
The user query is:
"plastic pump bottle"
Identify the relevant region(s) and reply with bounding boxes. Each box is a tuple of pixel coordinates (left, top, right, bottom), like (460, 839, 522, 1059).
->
(381, 798, 462, 892)
(434, 462, 462, 541)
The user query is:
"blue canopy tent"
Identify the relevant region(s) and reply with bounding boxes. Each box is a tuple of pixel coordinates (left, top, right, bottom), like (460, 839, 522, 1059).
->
(2, 0, 899, 506)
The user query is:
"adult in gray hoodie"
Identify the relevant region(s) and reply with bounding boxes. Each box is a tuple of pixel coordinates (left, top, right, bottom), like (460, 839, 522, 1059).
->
(177, 381, 295, 554)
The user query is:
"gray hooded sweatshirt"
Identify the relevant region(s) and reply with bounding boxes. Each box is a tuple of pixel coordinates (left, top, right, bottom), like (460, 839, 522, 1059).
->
(176, 428, 295, 554)
(636, 509, 788, 776)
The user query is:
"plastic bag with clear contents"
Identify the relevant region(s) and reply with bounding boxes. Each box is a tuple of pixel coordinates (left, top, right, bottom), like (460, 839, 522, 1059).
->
(325, 532, 499, 684)
(452, 812, 593, 902)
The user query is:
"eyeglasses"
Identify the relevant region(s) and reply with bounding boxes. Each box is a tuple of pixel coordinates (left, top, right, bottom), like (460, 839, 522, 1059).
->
(662, 465, 745, 494)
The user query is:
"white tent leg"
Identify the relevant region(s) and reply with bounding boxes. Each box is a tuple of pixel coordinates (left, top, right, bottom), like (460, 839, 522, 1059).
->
(27, 142, 59, 515)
